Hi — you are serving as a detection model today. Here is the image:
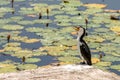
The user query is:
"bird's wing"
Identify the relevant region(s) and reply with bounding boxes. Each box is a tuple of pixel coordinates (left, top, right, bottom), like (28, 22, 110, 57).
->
(80, 41, 91, 59)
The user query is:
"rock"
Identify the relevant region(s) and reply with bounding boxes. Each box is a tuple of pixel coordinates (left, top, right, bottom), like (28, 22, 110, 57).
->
(0, 64, 120, 80)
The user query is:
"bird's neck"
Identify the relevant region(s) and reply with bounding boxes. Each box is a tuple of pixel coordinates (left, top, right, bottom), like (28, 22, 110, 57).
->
(77, 32, 84, 42)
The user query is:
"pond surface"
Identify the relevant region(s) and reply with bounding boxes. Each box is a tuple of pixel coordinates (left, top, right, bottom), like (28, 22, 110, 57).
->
(0, 0, 120, 75)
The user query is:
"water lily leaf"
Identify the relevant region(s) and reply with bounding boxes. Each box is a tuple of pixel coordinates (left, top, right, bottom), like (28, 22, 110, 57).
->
(1, 25, 24, 30)
(12, 50, 33, 58)
(58, 56, 81, 64)
(34, 19, 52, 24)
(88, 42, 100, 49)
(17, 64, 37, 70)
(10, 16, 23, 21)
(39, 45, 69, 56)
(57, 39, 77, 46)
(85, 35, 105, 43)
(3, 42, 21, 47)
(110, 65, 120, 70)
(32, 50, 47, 56)
(17, 20, 34, 25)
(83, 4, 106, 8)
(83, 8, 103, 15)
(0, 0, 10, 5)
(95, 62, 111, 67)
(0, 63, 16, 73)
(4, 46, 22, 52)
(112, 37, 120, 43)
(94, 28, 110, 33)
(0, 19, 12, 24)
(102, 55, 120, 62)
(0, 7, 14, 13)
(26, 58, 41, 63)
(19, 7, 37, 15)
(24, 38, 40, 43)
(110, 26, 120, 33)
(12, 36, 40, 43)
(96, 43, 118, 53)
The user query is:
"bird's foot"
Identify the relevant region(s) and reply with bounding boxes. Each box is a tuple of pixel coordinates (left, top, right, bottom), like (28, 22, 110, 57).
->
(80, 61, 86, 65)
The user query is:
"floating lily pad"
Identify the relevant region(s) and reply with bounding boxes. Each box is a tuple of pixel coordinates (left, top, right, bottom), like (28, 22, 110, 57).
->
(110, 65, 120, 70)
(0, 63, 16, 73)
(12, 50, 33, 58)
(58, 56, 81, 64)
(4, 46, 22, 52)
(1, 25, 24, 30)
(0, 0, 10, 5)
(17, 20, 34, 25)
(19, 7, 37, 15)
(39, 45, 69, 56)
(95, 62, 111, 67)
(102, 55, 120, 62)
(85, 35, 105, 43)
(17, 64, 37, 70)
(0, 7, 14, 12)
(26, 58, 41, 63)
(110, 26, 120, 33)
(12, 36, 40, 43)
(3, 42, 21, 47)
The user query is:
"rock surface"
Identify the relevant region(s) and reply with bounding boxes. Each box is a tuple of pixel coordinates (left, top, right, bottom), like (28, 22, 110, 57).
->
(0, 64, 120, 80)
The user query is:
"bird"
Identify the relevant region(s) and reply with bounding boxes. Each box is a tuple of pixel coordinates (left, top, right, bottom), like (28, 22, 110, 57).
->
(75, 26, 92, 65)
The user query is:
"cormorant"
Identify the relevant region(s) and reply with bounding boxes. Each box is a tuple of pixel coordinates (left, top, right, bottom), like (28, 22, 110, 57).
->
(76, 26, 92, 65)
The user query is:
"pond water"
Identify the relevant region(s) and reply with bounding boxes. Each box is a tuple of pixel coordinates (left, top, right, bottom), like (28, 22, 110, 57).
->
(0, 0, 120, 75)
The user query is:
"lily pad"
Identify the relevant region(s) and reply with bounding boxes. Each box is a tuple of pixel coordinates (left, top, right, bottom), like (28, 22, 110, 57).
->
(58, 56, 81, 64)
(39, 45, 69, 56)
(12, 50, 33, 58)
(102, 55, 120, 62)
(110, 26, 120, 33)
(17, 64, 37, 70)
(85, 35, 105, 43)
(95, 62, 111, 67)
(110, 65, 120, 70)
(0, 63, 16, 73)
(1, 25, 24, 30)
(26, 58, 41, 63)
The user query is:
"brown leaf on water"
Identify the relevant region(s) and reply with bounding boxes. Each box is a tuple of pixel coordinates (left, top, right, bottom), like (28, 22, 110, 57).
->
(27, 14, 37, 18)
(0, 49, 4, 53)
(104, 9, 120, 13)
(71, 46, 77, 50)
(91, 57, 100, 64)
(84, 3, 107, 8)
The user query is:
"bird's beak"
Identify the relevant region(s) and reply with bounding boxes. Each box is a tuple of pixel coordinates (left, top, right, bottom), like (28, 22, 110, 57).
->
(74, 26, 80, 31)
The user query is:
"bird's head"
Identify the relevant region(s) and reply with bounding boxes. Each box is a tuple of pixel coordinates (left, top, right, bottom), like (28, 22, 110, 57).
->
(74, 26, 86, 37)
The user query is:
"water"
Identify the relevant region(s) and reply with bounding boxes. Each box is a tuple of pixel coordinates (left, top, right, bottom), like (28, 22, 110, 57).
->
(0, 0, 120, 75)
